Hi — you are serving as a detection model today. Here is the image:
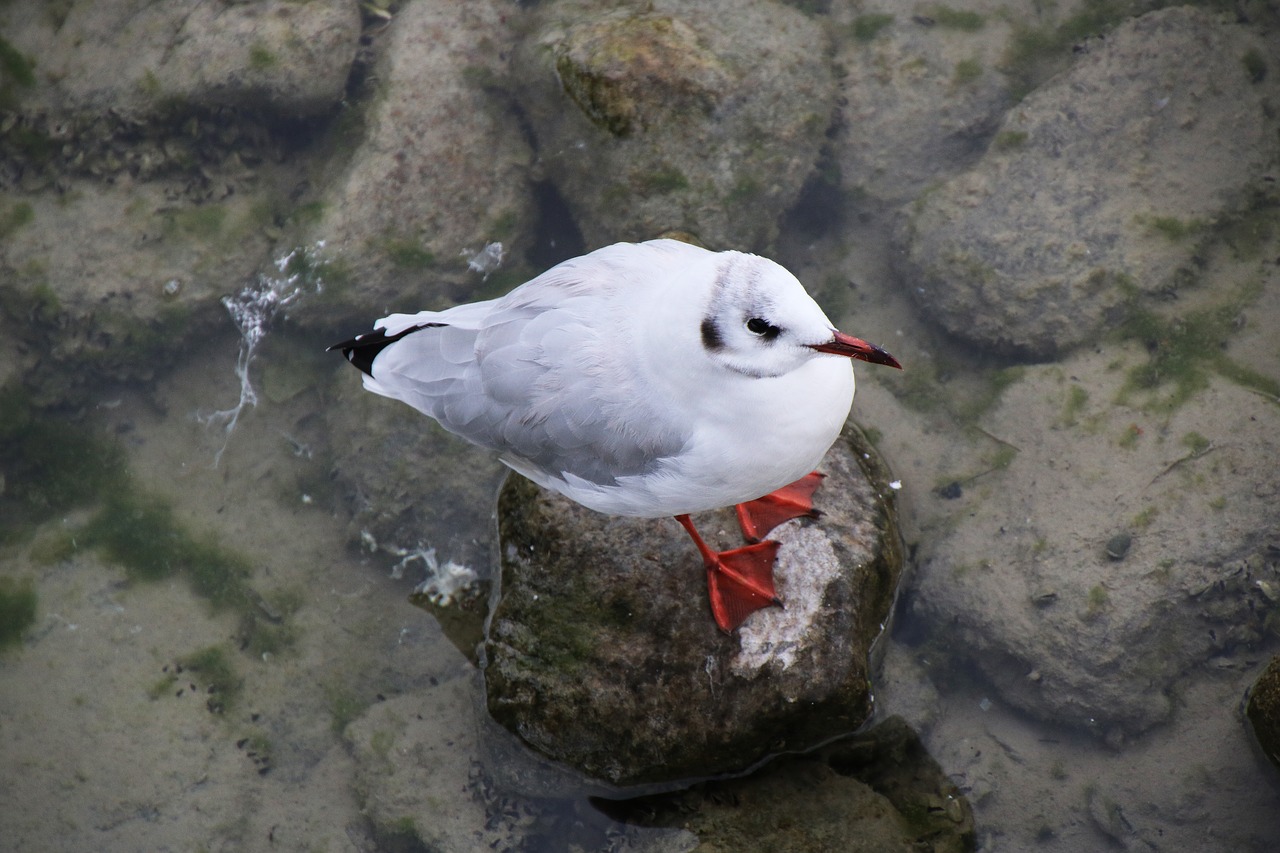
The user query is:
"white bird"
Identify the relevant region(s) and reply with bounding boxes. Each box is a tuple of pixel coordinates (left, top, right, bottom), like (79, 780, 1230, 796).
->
(331, 239, 900, 631)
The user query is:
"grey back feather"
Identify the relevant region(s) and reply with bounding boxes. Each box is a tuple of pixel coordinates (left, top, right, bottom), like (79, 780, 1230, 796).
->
(368, 273, 690, 485)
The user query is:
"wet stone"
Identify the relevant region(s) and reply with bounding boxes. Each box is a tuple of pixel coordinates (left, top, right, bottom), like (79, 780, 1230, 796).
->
(484, 424, 903, 789)
(597, 716, 975, 853)
(1105, 532, 1132, 562)
(512, 0, 835, 252)
(1246, 656, 1280, 775)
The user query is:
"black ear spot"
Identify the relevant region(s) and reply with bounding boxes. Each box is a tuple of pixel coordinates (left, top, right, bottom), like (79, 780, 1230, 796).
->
(701, 317, 724, 351)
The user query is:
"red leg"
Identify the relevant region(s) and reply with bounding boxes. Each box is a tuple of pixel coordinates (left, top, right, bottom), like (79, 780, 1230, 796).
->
(736, 471, 826, 542)
(675, 514, 782, 633)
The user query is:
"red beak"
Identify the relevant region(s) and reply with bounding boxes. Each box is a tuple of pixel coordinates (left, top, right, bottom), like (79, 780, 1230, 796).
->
(810, 331, 902, 369)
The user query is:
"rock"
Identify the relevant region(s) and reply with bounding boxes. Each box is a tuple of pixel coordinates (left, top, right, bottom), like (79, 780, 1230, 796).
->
(512, 0, 835, 251)
(323, 373, 507, 574)
(0, 0, 360, 118)
(484, 423, 903, 788)
(344, 677, 547, 852)
(905, 347, 1280, 735)
(830, 0, 1014, 209)
(895, 6, 1278, 359)
(296, 0, 536, 328)
(1246, 656, 1280, 774)
(0, 160, 295, 405)
(0, 0, 362, 405)
(600, 715, 974, 853)
(346, 677, 704, 852)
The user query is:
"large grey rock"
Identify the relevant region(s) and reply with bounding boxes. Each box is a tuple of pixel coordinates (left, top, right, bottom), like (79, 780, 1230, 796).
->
(323, 370, 507, 573)
(300, 0, 536, 328)
(484, 424, 903, 788)
(602, 716, 974, 853)
(0, 0, 361, 404)
(830, 0, 1015, 209)
(512, 0, 835, 251)
(906, 343, 1280, 736)
(895, 6, 1279, 359)
(345, 678, 702, 852)
(0, 134, 304, 404)
(1246, 656, 1280, 776)
(0, 0, 360, 117)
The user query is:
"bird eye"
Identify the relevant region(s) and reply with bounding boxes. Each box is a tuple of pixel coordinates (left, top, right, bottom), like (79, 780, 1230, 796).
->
(746, 318, 780, 339)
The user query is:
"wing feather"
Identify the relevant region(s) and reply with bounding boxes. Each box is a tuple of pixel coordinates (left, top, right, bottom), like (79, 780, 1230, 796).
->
(359, 245, 693, 486)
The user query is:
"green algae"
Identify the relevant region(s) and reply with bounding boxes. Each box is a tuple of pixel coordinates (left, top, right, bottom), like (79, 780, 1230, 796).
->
(162, 203, 228, 240)
(1002, 0, 1134, 100)
(248, 42, 278, 71)
(0, 386, 126, 542)
(930, 6, 985, 31)
(1115, 288, 1278, 412)
(993, 130, 1028, 150)
(0, 577, 37, 649)
(0, 34, 34, 108)
(81, 491, 255, 611)
(851, 13, 895, 42)
(0, 386, 290, 653)
(0, 200, 33, 237)
(632, 164, 690, 195)
(383, 237, 437, 270)
(1242, 48, 1267, 84)
(1059, 385, 1089, 427)
(324, 682, 366, 735)
(953, 58, 983, 86)
(180, 644, 243, 711)
(1142, 214, 1203, 242)
(1085, 584, 1110, 618)
(1181, 431, 1211, 455)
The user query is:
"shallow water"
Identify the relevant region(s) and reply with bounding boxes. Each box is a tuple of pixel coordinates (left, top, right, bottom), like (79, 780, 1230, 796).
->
(4, 3, 1280, 851)
(5, 240, 1279, 851)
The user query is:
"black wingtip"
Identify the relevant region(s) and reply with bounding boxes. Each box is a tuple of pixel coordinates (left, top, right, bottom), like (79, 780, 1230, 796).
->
(328, 322, 445, 377)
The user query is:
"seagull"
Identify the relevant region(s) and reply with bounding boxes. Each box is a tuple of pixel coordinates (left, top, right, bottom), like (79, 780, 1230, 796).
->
(330, 239, 900, 632)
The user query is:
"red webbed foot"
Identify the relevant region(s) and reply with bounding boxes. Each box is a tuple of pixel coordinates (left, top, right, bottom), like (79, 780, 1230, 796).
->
(735, 471, 826, 542)
(676, 515, 783, 632)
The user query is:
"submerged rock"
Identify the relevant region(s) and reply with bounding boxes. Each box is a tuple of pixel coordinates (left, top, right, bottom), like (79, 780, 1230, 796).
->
(896, 6, 1279, 359)
(1, 0, 359, 118)
(831, 0, 1014, 209)
(324, 373, 507, 576)
(484, 423, 902, 788)
(512, 0, 835, 251)
(598, 716, 974, 853)
(905, 352, 1280, 736)
(1246, 656, 1280, 775)
(0, 0, 361, 405)
(302, 0, 536, 328)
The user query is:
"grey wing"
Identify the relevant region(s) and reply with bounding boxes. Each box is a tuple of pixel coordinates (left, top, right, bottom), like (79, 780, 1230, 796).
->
(367, 299, 690, 486)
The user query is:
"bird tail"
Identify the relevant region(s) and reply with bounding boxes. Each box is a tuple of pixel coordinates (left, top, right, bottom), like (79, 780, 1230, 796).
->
(327, 322, 445, 377)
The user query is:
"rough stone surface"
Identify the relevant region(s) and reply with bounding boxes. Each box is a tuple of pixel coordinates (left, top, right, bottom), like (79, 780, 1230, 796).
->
(601, 716, 974, 853)
(301, 0, 537, 328)
(1247, 655, 1280, 775)
(323, 371, 507, 572)
(512, 0, 835, 251)
(830, 0, 1014, 209)
(1, 0, 360, 117)
(895, 6, 1279, 359)
(0, 132, 307, 403)
(484, 424, 902, 788)
(0, 0, 360, 402)
(346, 678, 703, 853)
(905, 347, 1280, 736)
